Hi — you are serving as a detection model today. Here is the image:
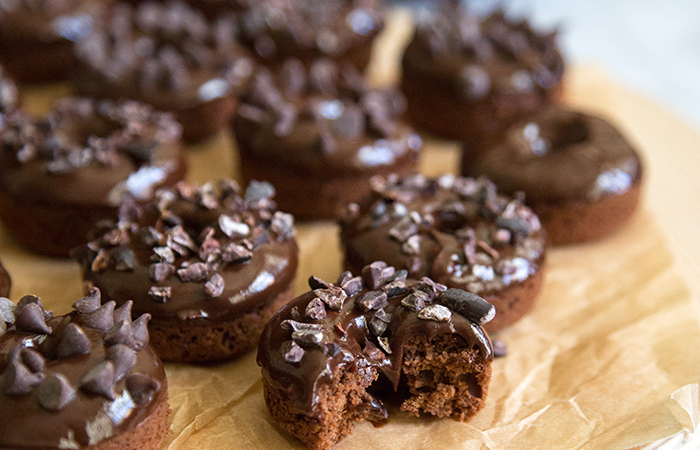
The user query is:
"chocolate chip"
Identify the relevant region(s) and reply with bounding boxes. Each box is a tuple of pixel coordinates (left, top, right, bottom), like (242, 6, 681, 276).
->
(314, 286, 347, 311)
(281, 340, 305, 363)
(205, 273, 225, 298)
(218, 214, 250, 238)
(112, 248, 136, 271)
(148, 286, 171, 303)
(177, 262, 208, 282)
(150, 262, 174, 282)
(362, 261, 387, 289)
(15, 303, 52, 335)
(131, 314, 150, 350)
(57, 323, 91, 359)
(369, 308, 391, 336)
(37, 374, 76, 411)
(107, 344, 137, 382)
(377, 336, 392, 354)
(271, 211, 295, 240)
(244, 180, 275, 203)
(401, 291, 428, 312)
(437, 288, 495, 326)
(72, 288, 102, 315)
(493, 339, 508, 358)
(126, 373, 160, 405)
(355, 291, 388, 312)
(83, 301, 115, 332)
(113, 301, 133, 326)
(0, 297, 15, 324)
(417, 304, 452, 322)
(20, 348, 45, 373)
(3, 359, 43, 395)
(341, 276, 363, 297)
(81, 361, 116, 400)
(305, 298, 327, 320)
(104, 320, 134, 348)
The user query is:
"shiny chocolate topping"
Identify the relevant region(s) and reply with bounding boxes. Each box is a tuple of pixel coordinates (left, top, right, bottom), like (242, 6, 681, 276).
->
(405, 5, 563, 101)
(74, 180, 299, 324)
(0, 97, 186, 207)
(340, 174, 545, 296)
(467, 106, 643, 203)
(258, 263, 493, 418)
(240, 0, 384, 65)
(234, 58, 422, 175)
(0, 290, 166, 449)
(75, 1, 253, 110)
(0, 261, 10, 298)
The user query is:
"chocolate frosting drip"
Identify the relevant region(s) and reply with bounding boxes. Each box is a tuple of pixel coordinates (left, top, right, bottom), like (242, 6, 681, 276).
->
(0, 97, 186, 207)
(468, 106, 643, 203)
(0, 65, 18, 114)
(240, 0, 384, 62)
(74, 179, 299, 324)
(0, 260, 10, 298)
(75, 1, 253, 110)
(235, 58, 422, 175)
(0, 0, 105, 43)
(340, 174, 545, 295)
(257, 263, 493, 417)
(0, 291, 166, 449)
(407, 5, 563, 101)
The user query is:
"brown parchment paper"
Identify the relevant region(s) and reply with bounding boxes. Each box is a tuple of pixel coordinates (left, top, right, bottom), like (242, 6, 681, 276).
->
(1, 8, 699, 450)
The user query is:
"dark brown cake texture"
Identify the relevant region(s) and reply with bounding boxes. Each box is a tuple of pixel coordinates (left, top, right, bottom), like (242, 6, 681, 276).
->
(0, 260, 10, 297)
(233, 58, 422, 221)
(73, 179, 299, 364)
(239, 0, 385, 70)
(0, 0, 110, 83)
(258, 263, 495, 450)
(0, 290, 169, 450)
(462, 105, 643, 245)
(74, 1, 254, 142)
(340, 173, 546, 332)
(401, 3, 564, 158)
(0, 97, 187, 257)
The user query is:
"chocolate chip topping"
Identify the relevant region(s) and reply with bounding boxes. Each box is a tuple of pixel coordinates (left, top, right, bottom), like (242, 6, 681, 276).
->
(126, 373, 161, 406)
(15, 303, 51, 335)
(37, 374, 76, 412)
(82, 301, 115, 333)
(72, 288, 101, 314)
(107, 344, 137, 382)
(56, 324, 92, 359)
(80, 361, 116, 400)
(3, 359, 43, 395)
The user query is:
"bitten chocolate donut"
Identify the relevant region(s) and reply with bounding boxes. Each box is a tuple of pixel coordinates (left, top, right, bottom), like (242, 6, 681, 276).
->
(0, 260, 10, 297)
(0, 0, 108, 83)
(462, 106, 643, 245)
(74, 180, 299, 363)
(401, 4, 563, 154)
(239, 0, 384, 70)
(258, 264, 494, 450)
(340, 174, 546, 331)
(233, 58, 422, 221)
(75, 1, 253, 142)
(0, 290, 169, 450)
(0, 97, 186, 257)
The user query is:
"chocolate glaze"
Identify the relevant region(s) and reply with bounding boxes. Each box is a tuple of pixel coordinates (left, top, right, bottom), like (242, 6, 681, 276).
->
(258, 266, 493, 418)
(239, 0, 384, 68)
(74, 180, 299, 325)
(0, 293, 166, 449)
(0, 260, 10, 297)
(340, 174, 546, 297)
(465, 106, 643, 203)
(234, 58, 422, 177)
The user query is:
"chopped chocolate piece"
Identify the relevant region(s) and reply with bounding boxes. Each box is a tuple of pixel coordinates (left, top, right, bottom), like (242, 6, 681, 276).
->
(308, 276, 331, 290)
(382, 279, 408, 297)
(57, 323, 92, 359)
(282, 340, 305, 363)
(0, 297, 15, 324)
(290, 306, 301, 319)
(362, 261, 387, 289)
(388, 216, 419, 242)
(401, 291, 428, 312)
(437, 288, 495, 326)
(271, 211, 295, 239)
(355, 291, 388, 312)
(148, 286, 171, 303)
(244, 180, 276, 202)
(252, 228, 270, 249)
(369, 308, 391, 336)
(218, 214, 251, 238)
(363, 341, 384, 360)
(126, 373, 161, 406)
(177, 262, 208, 282)
(113, 300, 133, 325)
(3, 359, 43, 395)
(406, 255, 422, 274)
(131, 314, 151, 350)
(140, 227, 164, 246)
(15, 303, 52, 335)
(496, 217, 532, 235)
(413, 277, 448, 298)
(169, 225, 198, 253)
(292, 328, 324, 347)
(377, 336, 392, 354)
(20, 349, 45, 373)
(314, 286, 348, 311)
(204, 273, 225, 298)
(81, 361, 116, 400)
(401, 234, 422, 255)
(37, 374, 76, 411)
(305, 298, 327, 320)
(72, 288, 101, 314)
(153, 246, 176, 264)
(83, 301, 115, 332)
(150, 262, 174, 282)
(418, 304, 452, 322)
(112, 248, 136, 271)
(104, 320, 134, 348)
(492, 339, 508, 358)
(336, 271, 353, 286)
(341, 276, 363, 297)
(107, 344, 137, 382)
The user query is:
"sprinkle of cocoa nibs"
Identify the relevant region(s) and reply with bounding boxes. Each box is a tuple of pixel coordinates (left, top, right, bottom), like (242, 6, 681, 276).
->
(292, 328, 324, 347)
(148, 286, 171, 303)
(290, 306, 301, 319)
(149, 262, 174, 282)
(355, 290, 388, 312)
(218, 214, 250, 238)
(341, 276, 363, 296)
(401, 291, 428, 312)
(271, 211, 295, 240)
(281, 340, 305, 363)
(177, 262, 208, 282)
(377, 336, 392, 354)
(388, 216, 419, 242)
(314, 286, 347, 311)
(305, 298, 327, 320)
(369, 308, 391, 336)
(204, 273, 225, 298)
(308, 276, 331, 290)
(362, 261, 387, 289)
(417, 304, 452, 322)
(363, 341, 384, 360)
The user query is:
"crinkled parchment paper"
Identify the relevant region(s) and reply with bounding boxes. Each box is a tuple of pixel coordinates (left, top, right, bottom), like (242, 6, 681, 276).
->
(1, 9, 698, 450)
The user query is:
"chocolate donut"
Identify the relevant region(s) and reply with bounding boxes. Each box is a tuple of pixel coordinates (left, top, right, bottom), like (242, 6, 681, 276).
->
(0, 0, 108, 83)
(233, 58, 422, 221)
(0, 97, 186, 257)
(0, 290, 169, 450)
(74, 180, 299, 363)
(462, 106, 643, 245)
(401, 5, 563, 152)
(340, 174, 546, 331)
(0, 260, 10, 297)
(258, 264, 494, 449)
(74, 1, 254, 142)
(239, 0, 384, 70)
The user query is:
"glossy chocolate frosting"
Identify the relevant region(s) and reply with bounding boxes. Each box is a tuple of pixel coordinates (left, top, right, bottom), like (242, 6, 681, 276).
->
(258, 264, 493, 418)
(0, 260, 10, 297)
(74, 1, 253, 112)
(239, 0, 384, 66)
(0, 97, 186, 207)
(234, 58, 422, 176)
(0, 291, 166, 449)
(466, 106, 643, 203)
(340, 174, 545, 296)
(74, 180, 299, 325)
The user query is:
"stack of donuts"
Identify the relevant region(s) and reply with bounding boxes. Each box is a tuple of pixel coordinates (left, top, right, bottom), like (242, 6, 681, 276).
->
(0, 1, 643, 449)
